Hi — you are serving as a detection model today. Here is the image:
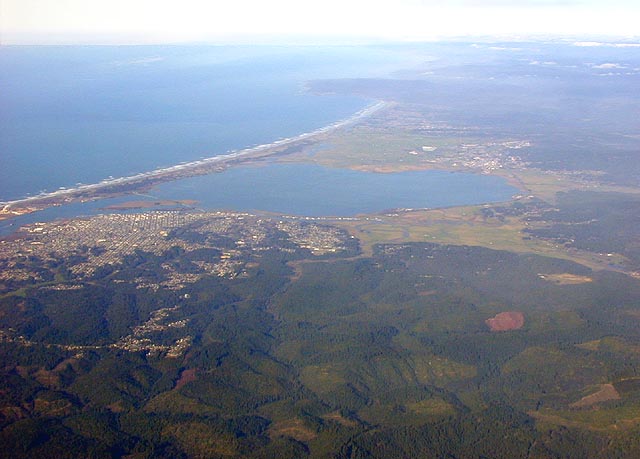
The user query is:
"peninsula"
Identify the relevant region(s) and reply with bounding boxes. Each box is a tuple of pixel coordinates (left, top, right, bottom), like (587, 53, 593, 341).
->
(0, 101, 388, 221)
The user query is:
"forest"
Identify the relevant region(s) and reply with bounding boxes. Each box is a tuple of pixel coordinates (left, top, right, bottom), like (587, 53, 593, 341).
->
(3, 210, 640, 458)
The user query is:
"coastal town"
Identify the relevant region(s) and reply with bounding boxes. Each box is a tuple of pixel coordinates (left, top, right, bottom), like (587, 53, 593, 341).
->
(0, 210, 355, 290)
(0, 210, 356, 357)
(407, 140, 532, 174)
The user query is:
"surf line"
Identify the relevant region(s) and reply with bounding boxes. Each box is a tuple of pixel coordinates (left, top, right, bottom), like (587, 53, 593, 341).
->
(1, 101, 389, 212)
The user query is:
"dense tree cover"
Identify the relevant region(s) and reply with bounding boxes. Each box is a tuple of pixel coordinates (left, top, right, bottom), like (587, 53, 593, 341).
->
(525, 191, 640, 269)
(3, 42, 640, 456)
(3, 222, 640, 457)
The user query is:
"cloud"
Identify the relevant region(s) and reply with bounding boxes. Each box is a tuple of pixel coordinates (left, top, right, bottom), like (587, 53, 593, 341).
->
(488, 46, 524, 51)
(112, 57, 165, 67)
(574, 41, 640, 47)
(591, 63, 626, 69)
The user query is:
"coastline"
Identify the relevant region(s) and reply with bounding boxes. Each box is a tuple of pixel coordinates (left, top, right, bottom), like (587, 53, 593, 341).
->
(0, 101, 389, 221)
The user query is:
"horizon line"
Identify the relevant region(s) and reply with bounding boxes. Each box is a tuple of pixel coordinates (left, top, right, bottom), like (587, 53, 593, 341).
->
(2, 32, 640, 47)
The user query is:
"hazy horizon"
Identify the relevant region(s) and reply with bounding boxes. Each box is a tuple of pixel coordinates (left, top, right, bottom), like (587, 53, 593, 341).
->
(2, 0, 639, 45)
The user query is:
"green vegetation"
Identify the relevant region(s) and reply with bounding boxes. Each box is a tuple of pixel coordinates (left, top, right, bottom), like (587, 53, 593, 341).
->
(4, 224, 640, 456)
(525, 191, 640, 270)
(3, 42, 640, 457)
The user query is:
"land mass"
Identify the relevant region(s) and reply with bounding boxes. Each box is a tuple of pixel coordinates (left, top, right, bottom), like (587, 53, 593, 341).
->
(102, 199, 199, 210)
(0, 102, 388, 221)
(3, 42, 640, 458)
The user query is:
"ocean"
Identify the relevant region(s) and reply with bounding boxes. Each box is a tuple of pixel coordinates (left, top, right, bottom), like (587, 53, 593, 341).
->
(0, 44, 518, 234)
(1, 45, 404, 201)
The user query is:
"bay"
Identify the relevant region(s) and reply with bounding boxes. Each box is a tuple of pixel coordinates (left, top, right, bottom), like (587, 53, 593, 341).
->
(1, 45, 410, 201)
(0, 45, 517, 236)
(150, 163, 517, 216)
(0, 163, 516, 236)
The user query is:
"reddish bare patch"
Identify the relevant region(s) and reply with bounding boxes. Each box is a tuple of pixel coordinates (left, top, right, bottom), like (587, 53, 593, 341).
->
(0, 406, 29, 423)
(269, 418, 317, 442)
(486, 311, 524, 332)
(33, 398, 74, 417)
(571, 384, 621, 408)
(106, 400, 126, 413)
(14, 366, 31, 378)
(34, 369, 61, 388)
(53, 357, 79, 372)
(322, 411, 358, 428)
(174, 368, 197, 390)
(625, 310, 640, 320)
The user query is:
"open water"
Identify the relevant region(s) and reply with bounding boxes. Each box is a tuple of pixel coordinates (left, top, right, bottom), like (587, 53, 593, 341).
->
(152, 163, 517, 216)
(0, 45, 517, 235)
(1, 45, 393, 201)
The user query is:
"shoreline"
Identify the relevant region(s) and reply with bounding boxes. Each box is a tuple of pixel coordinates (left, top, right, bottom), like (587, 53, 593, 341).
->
(0, 101, 389, 220)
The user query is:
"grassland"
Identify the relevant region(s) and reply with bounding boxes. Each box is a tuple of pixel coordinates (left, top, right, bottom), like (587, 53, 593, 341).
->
(274, 102, 640, 284)
(531, 403, 640, 431)
(282, 105, 640, 208)
(332, 204, 633, 276)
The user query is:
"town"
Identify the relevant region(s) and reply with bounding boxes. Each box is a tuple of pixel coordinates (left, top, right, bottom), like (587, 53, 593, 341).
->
(0, 210, 354, 291)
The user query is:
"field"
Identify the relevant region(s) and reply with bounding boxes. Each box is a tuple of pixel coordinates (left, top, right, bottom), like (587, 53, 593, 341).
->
(333, 203, 634, 276)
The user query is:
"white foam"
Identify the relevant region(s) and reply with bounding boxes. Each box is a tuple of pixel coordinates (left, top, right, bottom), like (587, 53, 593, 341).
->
(1, 101, 389, 208)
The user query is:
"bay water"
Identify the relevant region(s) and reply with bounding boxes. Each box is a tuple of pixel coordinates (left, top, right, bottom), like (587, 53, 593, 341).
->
(1, 45, 516, 235)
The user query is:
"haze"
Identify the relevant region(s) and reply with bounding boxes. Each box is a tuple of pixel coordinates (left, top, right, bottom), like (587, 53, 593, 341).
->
(2, 0, 639, 44)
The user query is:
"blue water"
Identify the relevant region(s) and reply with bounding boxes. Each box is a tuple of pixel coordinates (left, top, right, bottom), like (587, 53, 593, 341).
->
(1, 45, 411, 201)
(0, 195, 161, 236)
(0, 163, 517, 236)
(151, 163, 517, 216)
(0, 45, 517, 236)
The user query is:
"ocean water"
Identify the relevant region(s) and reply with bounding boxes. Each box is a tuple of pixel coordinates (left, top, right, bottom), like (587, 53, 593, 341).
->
(1, 45, 408, 201)
(0, 44, 518, 234)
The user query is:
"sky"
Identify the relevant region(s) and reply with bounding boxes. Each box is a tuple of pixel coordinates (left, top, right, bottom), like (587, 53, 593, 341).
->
(1, 0, 639, 44)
